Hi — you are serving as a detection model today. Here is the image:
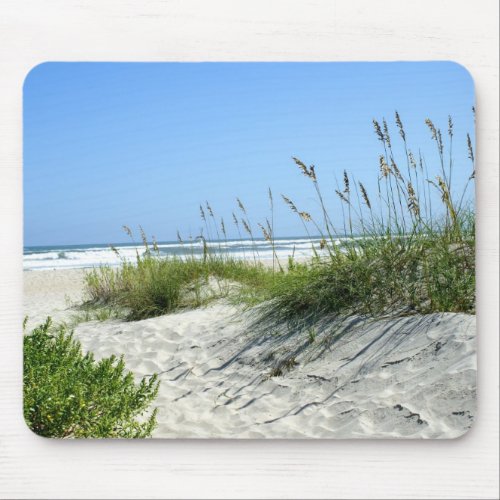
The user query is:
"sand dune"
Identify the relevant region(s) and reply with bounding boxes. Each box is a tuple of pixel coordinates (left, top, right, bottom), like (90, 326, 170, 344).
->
(24, 269, 476, 439)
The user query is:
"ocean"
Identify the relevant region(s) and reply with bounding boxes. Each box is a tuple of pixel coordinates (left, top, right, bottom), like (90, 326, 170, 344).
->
(23, 236, 327, 271)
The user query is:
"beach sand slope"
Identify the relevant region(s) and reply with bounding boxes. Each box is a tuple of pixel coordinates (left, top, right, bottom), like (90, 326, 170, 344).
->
(24, 269, 476, 439)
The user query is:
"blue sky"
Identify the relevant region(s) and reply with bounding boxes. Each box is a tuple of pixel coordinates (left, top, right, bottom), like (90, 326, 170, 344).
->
(24, 62, 475, 246)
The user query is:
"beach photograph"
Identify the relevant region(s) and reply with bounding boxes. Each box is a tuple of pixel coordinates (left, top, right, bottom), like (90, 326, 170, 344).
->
(23, 61, 476, 439)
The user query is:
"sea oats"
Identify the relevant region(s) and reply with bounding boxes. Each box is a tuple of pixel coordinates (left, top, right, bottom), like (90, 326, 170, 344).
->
(437, 129, 444, 155)
(425, 118, 437, 140)
(436, 176, 452, 208)
(292, 157, 316, 180)
(382, 118, 391, 148)
(237, 197, 247, 214)
(408, 150, 417, 169)
(391, 160, 403, 181)
(435, 175, 457, 225)
(266, 218, 273, 236)
(205, 201, 214, 218)
(379, 155, 391, 178)
(343, 170, 350, 194)
(292, 156, 309, 176)
(281, 195, 298, 213)
(359, 182, 371, 209)
(242, 219, 252, 236)
(395, 111, 405, 141)
(335, 189, 349, 203)
(139, 225, 148, 248)
(220, 218, 226, 238)
(373, 119, 384, 142)
(467, 133, 474, 163)
(407, 182, 420, 217)
(309, 165, 317, 181)
(122, 225, 133, 238)
(258, 223, 271, 242)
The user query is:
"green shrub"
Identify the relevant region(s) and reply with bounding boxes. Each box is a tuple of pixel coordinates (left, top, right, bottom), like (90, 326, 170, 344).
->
(23, 318, 160, 438)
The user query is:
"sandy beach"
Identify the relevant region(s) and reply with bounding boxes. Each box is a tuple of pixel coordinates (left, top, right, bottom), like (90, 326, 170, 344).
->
(24, 268, 476, 439)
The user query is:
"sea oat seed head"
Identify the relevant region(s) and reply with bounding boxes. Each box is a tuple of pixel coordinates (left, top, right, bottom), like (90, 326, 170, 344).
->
(206, 201, 214, 218)
(395, 111, 405, 141)
(383, 118, 391, 148)
(292, 156, 316, 180)
(373, 119, 384, 142)
(437, 129, 444, 155)
(467, 133, 474, 163)
(343, 170, 350, 194)
(408, 150, 417, 169)
(281, 195, 298, 213)
(122, 225, 133, 238)
(258, 223, 271, 242)
(237, 197, 247, 214)
(242, 219, 252, 236)
(379, 155, 391, 178)
(407, 182, 420, 217)
(359, 182, 371, 209)
(309, 165, 317, 181)
(335, 189, 349, 203)
(391, 160, 403, 181)
(425, 118, 437, 140)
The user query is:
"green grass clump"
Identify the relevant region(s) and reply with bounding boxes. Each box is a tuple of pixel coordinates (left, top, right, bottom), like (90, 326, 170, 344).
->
(85, 252, 274, 321)
(265, 215, 475, 322)
(24, 318, 159, 438)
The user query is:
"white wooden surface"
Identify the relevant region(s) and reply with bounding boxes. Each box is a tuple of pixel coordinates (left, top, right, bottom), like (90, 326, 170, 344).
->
(0, 1, 498, 498)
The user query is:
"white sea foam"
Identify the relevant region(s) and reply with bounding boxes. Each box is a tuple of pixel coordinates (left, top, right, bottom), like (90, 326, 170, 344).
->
(23, 237, 330, 270)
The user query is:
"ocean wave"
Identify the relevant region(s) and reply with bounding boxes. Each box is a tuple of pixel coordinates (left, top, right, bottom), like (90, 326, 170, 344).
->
(23, 238, 330, 270)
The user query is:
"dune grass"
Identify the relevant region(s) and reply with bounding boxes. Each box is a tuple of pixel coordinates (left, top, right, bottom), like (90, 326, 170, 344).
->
(264, 213, 475, 323)
(85, 251, 275, 320)
(84, 112, 475, 322)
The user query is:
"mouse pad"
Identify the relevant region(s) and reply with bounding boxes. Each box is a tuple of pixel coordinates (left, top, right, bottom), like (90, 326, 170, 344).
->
(23, 62, 476, 438)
